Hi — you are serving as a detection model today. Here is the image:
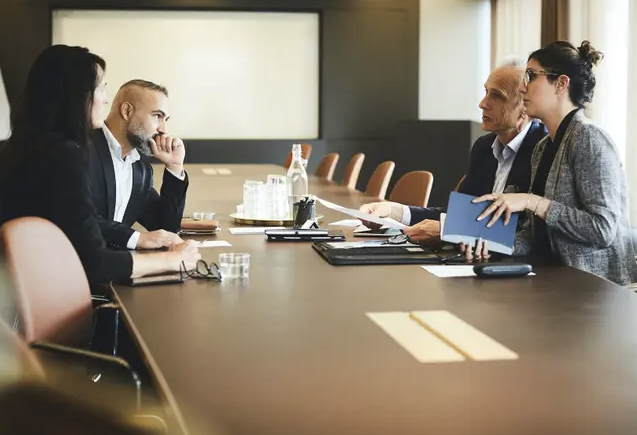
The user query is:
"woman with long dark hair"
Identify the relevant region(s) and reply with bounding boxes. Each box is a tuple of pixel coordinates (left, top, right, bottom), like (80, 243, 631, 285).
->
(471, 40, 637, 285)
(0, 45, 200, 285)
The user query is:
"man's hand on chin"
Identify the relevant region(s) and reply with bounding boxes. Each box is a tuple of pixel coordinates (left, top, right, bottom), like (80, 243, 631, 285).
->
(150, 135, 185, 175)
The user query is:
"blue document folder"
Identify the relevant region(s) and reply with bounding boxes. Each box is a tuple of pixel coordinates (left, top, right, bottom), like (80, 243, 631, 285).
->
(440, 192, 519, 255)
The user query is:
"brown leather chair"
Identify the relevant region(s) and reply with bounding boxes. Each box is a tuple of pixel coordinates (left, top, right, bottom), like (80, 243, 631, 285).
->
(389, 171, 434, 207)
(365, 161, 396, 200)
(454, 174, 467, 191)
(283, 143, 312, 168)
(341, 153, 365, 190)
(0, 217, 141, 407)
(0, 318, 45, 381)
(314, 153, 339, 181)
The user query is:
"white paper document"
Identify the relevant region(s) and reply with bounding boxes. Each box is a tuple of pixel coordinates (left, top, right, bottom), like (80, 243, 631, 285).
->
(216, 168, 233, 175)
(422, 265, 535, 278)
(197, 240, 232, 248)
(328, 219, 362, 227)
(228, 227, 284, 235)
(201, 167, 218, 175)
(327, 241, 419, 249)
(315, 197, 406, 229)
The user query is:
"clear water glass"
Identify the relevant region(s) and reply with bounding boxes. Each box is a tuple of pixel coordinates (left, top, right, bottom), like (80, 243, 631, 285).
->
(243, 180, 263, 218)
(218, 253, 250, 279)
(267, 175, 289, 219)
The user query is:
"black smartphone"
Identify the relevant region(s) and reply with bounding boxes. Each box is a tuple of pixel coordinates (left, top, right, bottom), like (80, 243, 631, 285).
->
(129, 273, 184, 286)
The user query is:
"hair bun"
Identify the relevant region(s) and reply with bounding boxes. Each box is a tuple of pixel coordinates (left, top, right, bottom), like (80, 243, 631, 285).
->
(578, 40, 603, 67)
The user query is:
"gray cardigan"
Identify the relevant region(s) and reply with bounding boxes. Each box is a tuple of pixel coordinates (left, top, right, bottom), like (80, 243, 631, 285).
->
(515, 110, 637, 285)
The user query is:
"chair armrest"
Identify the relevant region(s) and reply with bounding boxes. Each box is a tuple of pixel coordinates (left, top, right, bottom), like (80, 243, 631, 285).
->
(91, 294, 112, 308)
(30, 341, 141, 409)
(91, 303, 122, 356)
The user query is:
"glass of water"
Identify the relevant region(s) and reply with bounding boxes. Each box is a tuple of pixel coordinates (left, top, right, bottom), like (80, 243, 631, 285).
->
(218, 253, 250, 279)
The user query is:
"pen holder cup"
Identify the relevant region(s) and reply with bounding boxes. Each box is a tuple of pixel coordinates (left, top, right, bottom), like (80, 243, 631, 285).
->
(293, 197, 316, 228)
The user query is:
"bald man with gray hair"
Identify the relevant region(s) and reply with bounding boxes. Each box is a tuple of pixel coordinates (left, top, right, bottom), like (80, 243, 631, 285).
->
(87, 79, 189, 251)
(360, 64, 548, 244)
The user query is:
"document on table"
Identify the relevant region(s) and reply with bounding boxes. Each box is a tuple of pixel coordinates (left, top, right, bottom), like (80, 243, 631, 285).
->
(328, 219, 362, 227)
(316, 197, 405, 229)
(228, 227, 285, 235)
(421, 265, 535, 278)
(197, 240, 232, 248)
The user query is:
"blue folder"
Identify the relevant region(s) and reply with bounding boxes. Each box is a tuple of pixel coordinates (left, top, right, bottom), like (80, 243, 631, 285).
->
(440, 192, 519, 255)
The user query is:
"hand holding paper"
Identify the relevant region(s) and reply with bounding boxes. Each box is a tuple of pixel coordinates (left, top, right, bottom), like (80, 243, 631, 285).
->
(316, 197, 406, 229)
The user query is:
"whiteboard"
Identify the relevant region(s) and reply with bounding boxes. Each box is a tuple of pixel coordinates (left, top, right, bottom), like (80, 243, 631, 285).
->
(52, 10, 319, 139)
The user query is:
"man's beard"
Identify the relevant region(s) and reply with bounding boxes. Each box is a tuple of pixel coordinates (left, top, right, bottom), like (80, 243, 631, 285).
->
(127, 123, 153, 156)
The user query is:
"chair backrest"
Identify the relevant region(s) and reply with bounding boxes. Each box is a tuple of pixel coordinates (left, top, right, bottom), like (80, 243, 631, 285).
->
(0, 217, 93, 347)
(454, 174, 466, 192)
(283, 143, 312, 169)
(365, 161, 396, 200)
(314, 153, 340, 181)
(389, 171, 434, 207)
(0, 318, 45, 381)
(341, 153, 365, 190)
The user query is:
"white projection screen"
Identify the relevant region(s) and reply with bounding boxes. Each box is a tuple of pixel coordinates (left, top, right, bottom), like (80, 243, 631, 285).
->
(52, 10, 319, 139)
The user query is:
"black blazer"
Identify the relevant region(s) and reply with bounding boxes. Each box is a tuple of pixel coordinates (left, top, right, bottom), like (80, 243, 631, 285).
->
(88, 128, 189, 248)
(0, 140, 133, 285)
(408, 120, 548, 224)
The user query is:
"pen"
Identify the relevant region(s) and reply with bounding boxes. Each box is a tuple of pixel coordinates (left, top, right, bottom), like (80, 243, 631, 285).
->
(441, 253, 464, 263)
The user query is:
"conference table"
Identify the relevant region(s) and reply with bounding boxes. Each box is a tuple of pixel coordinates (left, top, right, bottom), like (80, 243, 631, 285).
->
(111, 164, 637, 435)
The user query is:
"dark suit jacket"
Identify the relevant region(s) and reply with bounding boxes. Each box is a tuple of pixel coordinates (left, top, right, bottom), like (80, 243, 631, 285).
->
(0, 140, 133, 285)
(408, 120, 548, 225)
(88, 128, 189, 248)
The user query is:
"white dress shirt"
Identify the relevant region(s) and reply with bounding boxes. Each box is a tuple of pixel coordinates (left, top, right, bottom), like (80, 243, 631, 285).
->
(400, 122, 532, 225)
(102, 125, 185, 249)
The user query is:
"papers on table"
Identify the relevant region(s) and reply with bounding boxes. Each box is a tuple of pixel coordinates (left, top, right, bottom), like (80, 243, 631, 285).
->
(327, 240, 419, 249)
(422, 265, 478, 278)
(315, 197, 406, 229)
(421, 265, 536, 278)
(197, 240, 232, 248)
(328, 219, 362, 227)
(228, 227, 284, 235)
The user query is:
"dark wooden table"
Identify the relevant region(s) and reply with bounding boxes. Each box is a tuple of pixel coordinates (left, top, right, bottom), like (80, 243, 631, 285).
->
(113, 164, 637, 435)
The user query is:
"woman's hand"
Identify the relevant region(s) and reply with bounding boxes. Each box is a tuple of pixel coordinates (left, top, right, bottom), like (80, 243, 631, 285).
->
(459, 239, 490, 262)
(472, 193, 535, 227)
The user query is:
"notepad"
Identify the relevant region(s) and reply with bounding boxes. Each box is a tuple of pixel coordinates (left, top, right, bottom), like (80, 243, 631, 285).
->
(441, 192, 518, 255)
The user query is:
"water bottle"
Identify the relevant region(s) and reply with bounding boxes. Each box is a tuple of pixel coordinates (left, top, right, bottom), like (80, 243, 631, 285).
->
(286, 144, 308, 220)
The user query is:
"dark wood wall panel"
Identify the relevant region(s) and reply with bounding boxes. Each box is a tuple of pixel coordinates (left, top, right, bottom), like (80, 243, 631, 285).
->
(0, 0, 480, 206)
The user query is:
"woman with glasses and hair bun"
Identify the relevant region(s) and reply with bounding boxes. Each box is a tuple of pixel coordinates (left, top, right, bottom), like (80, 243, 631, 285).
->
(469, 40, 637, 285)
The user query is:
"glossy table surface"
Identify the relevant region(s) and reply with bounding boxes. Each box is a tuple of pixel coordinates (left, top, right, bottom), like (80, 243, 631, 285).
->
(112, 164, 637, 435)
